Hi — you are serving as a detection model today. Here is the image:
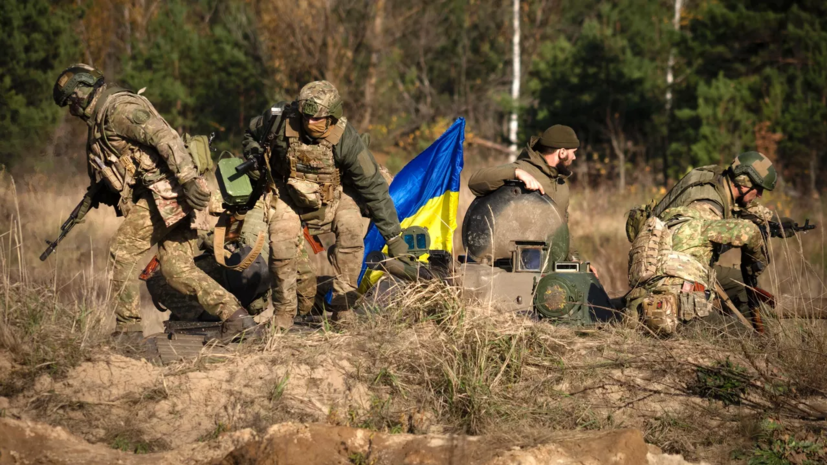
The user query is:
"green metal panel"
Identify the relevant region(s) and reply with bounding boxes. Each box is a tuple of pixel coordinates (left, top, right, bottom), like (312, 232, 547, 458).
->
(217, 158, 254, 206)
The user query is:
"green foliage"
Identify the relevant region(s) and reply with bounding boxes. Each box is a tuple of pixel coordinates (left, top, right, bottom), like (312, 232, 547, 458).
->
(118, 0, 272, 153)
(674, 73, 757, 166)
(688, 358, 750, 406)
(198, 421, 229, 442)
(525, 0, 668, 182)
(0, 0, 79, 167)
(109, 434, 152, 454)
(745, 419, 827, 465)
(268, 372, 290, 403)
(672, 0, 827, 188)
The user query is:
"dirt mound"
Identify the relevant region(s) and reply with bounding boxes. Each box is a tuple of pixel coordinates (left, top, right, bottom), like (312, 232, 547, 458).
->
(7, 349, 371, 449)
(0, 416, 254, 465)
(1, 417, 703, 465)
(216, 422, 650, 464)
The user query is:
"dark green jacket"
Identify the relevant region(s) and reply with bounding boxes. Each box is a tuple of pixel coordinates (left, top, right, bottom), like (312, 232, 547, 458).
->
(242, 103, 401, 240)
(468, 144, 570, 215)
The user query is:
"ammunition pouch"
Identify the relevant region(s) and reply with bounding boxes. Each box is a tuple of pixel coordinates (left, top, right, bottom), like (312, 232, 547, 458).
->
(625, 201, 655, 242)
(183, 134, 214, 176)
(678, 288, 712, 320)
(640, 288, 678, 335)
(286, 177, 325, 209)
(628, 215, 671, 287)
(634, 282, 712, 335)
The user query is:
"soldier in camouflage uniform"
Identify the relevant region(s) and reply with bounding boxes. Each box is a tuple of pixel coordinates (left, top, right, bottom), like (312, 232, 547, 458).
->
(53, 64, 258, 340)
(626, 152, 777, 335)
(146, 197, 318, 322)
(242, 81, 407, 329)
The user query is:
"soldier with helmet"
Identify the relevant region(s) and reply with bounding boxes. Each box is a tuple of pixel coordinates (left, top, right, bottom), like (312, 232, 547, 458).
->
(53, 64, 260, 342)
(242, 81, 406, 329)
(625, 151, 779, 335)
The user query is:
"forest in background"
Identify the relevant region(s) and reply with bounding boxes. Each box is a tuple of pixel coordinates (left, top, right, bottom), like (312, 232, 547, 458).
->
(2, 0, 826, 195)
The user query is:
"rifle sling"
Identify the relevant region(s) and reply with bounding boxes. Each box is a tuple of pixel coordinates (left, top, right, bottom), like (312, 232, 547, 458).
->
(714, 280, 755, 331)
(213, 212, 267, 272)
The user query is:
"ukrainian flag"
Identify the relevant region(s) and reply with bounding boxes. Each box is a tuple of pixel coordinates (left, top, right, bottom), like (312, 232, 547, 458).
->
(358, 118, 465, 291)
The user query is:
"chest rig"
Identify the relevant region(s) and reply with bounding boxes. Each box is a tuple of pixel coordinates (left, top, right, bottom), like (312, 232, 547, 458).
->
(280, 116, 347, 210)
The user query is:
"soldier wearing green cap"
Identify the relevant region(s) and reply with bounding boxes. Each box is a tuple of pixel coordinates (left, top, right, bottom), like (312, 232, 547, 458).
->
(468, 125, 594, 268)
(52, 63, 260, 342)
(626, 151, 780, 335)
(469, 124, 580, 206)
(242, 80, 405, 329)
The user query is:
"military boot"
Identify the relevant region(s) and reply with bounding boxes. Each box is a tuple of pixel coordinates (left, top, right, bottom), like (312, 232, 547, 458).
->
(331, 308, 356, 327)
(111, 321, 144, 344)
(271, 311, 295, 331)
(221, 308, 262, 343)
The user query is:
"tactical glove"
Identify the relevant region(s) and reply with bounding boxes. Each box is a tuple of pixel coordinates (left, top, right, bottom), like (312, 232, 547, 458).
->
(75, 181, 108, 223)
(182, 177, 211, 210)
(386, 235, 410, 259)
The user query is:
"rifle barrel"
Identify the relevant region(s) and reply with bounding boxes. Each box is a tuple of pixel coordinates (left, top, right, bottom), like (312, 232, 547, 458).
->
(235, 158, 257, 174)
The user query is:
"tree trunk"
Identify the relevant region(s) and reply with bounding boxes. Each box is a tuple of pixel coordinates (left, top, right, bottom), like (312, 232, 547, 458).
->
(361, 0, 385, 132)
(508, 0, 521, 161)
(663, 0, 683, 184)
(811, 149, 820, 199)
(123, 3, 132, 57)
(606, 110, 626, 191)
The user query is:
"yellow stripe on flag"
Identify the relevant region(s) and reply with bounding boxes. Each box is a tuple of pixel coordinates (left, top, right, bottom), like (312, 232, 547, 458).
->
(359, 191, 459, 292)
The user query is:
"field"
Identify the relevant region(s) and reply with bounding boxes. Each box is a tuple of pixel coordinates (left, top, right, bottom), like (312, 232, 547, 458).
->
(1, 154, 826, 464)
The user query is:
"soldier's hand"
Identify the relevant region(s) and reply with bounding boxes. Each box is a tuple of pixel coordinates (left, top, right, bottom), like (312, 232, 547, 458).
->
(182, 177, 211, 211)
(386, 235, 410, 259)
(515, 168, 544, 195)
(588, 264, 600, 279)
(74, 190, 96, 223)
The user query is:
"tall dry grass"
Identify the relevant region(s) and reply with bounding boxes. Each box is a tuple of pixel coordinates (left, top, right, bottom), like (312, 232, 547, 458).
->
(0, 172, 112, 396)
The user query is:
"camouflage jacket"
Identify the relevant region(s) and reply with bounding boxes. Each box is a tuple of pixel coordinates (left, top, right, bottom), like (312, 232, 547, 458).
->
(660, 205, 768, 282)
(85, 85, 200, 225)
(242, 103, 402, 240)
(468, 144, 570, 215)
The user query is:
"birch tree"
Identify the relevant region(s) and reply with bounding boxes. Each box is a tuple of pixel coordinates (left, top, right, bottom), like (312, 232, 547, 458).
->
(508, 0, 520, 161)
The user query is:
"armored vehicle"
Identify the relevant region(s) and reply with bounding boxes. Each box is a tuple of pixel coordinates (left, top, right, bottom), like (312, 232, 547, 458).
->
(459, 182, 617, 323)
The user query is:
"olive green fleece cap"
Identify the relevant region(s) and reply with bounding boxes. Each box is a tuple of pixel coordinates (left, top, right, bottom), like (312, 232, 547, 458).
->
(533, 125, 580, 150)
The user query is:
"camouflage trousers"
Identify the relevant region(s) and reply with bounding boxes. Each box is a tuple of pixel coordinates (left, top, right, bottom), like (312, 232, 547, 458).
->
(266, 187, 365, 318)
(109, 192, 241, 330)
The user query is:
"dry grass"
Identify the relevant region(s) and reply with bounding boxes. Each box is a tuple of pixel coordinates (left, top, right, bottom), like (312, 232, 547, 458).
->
(0, 174, 110, 397)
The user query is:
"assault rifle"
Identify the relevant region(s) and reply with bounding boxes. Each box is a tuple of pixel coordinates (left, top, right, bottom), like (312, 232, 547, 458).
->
(743, 214, 817, 239)
(40, 196, 88, 261)
(234, 104, 283, 182)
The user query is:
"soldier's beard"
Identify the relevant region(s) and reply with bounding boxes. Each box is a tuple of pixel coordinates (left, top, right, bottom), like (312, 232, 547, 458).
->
(555, 160, 572, 176)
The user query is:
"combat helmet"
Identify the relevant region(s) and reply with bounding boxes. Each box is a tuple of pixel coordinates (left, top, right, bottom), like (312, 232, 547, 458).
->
(297, 81, 343, 119)
(729, 151, 777, 191)
(53, 64, 104, 107)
